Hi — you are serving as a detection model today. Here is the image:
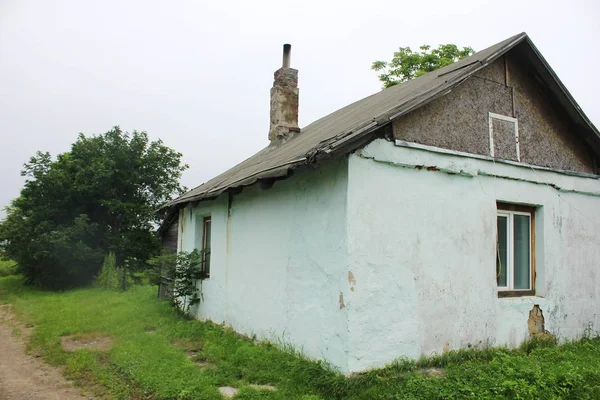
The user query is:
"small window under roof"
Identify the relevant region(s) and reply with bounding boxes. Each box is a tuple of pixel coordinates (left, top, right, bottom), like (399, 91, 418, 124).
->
(489, 112, 519, 162)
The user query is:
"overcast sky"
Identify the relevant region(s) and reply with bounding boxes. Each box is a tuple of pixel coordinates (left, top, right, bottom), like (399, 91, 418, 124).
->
(1, 0, 599, 217)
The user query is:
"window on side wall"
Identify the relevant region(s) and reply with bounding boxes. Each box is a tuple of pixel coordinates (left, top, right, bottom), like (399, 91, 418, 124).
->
(496, 202, 535, 297)
(195, 216, 212, 279)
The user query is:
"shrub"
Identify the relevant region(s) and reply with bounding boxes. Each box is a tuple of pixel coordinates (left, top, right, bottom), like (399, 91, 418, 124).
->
(148, 250, 204, 313)
(0, 127, 187, 289)
(0, 258, 18, 277)
(94, 252, 132, 290)
(130, 269, 156, 286)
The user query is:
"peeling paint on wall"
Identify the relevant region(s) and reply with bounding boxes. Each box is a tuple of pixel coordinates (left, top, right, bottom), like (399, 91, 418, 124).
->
(528, 305, 546, 335)
(339, 292, 345, 309)
(348, 271, 356, 292)
(348, 271, 356, 285)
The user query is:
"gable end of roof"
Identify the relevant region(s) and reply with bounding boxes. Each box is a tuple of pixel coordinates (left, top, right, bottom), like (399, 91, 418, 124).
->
(162, 32, 600, 213)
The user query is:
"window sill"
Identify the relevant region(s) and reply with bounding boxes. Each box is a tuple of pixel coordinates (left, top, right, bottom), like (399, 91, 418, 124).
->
(498, 290, 535, 298)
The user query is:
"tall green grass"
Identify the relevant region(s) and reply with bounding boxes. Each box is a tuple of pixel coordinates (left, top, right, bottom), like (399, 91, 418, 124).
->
(1, 275, 599, 399)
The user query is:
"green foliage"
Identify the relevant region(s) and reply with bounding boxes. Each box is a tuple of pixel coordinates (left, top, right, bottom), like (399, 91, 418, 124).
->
(94, 252, 133, 291)
(148, 250, 205, 313)
(2, 277, 600, 400)
(0, 127, 188, 288)
(130, 269, 156, 286)
(372, 44, 475, 88)
(95, 252, 120, 290)
(0, 258, 18, 277)
(147, 251, 178, 286)
(520, 333, 558, 354)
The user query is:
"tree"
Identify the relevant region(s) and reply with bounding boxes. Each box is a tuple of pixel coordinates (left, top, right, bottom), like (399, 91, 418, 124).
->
(372, 44, 475, 88)
(0, 127, 188, 288)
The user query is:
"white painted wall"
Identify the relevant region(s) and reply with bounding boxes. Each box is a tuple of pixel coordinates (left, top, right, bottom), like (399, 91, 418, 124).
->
(345, 139, 600, 372)
(177, 137, 600, 373)
(178, 158, 350, 371)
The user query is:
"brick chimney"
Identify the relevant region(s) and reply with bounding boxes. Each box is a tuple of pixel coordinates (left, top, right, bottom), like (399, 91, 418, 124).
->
(269, 44, 300, 141)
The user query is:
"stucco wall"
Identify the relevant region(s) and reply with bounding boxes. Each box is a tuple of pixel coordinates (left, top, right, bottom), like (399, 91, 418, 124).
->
(176, 138, 599, 374)
(345, 138, 600, 372)
(393, 54, 596, 173)
(178, 158, 350, 371)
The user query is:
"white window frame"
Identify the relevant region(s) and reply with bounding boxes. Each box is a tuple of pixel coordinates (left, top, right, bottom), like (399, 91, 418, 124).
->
(496, 209, 532, 293)
(489, 112, 520, 162)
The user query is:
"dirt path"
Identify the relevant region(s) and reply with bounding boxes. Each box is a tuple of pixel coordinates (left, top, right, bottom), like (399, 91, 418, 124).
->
(0, 305, 94, 400)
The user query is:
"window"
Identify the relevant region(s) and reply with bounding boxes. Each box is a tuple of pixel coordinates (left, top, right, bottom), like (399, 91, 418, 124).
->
(195, 216, 212, 278)
(496, 203, 535, 296)
(489, 113, 519, 162)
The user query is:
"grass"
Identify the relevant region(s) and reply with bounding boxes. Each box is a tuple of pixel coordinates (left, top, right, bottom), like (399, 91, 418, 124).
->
(1, 275, 600, 399)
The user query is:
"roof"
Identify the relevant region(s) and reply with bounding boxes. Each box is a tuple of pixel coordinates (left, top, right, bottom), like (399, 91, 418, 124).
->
(164, 32, 600, 210)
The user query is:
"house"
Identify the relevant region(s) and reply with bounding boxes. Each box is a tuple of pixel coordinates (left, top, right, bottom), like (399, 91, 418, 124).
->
(159, 33, 600, 373)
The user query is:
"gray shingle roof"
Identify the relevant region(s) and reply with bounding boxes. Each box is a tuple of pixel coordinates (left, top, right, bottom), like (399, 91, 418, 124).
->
(164, 32, 599, 209)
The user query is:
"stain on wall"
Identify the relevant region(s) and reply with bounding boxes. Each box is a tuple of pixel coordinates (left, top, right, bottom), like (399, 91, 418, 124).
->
(393, 53, 596, 174)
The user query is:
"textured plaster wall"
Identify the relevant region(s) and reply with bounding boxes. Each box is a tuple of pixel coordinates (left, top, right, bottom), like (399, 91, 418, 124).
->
(393, 54, 596, 173)
(179, 158, 350, 371)
(345, 138, 600, 372)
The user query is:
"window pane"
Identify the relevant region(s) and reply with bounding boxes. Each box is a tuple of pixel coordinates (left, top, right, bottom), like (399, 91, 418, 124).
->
(497, 215, 508, 287)
(203, 220, 211, 274)
(513, 214, 530, 289)
(194, 216, 204, 249)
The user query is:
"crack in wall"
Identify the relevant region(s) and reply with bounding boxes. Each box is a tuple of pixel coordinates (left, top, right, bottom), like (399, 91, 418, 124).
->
(357, 153, 475, 177)
(356, 152, 600, 198)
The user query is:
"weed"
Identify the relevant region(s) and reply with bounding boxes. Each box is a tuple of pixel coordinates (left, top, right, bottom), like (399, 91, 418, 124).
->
(519, 333, 558, 354)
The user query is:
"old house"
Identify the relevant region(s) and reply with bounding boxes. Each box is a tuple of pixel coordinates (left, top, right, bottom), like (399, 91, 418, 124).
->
(159, 33, 600, 373)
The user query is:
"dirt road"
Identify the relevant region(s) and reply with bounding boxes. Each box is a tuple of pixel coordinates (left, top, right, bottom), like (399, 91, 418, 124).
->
(0, 305, 94, 400)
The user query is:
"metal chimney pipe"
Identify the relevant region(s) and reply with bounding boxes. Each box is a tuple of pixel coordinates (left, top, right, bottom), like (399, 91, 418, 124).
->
(282, 44, 291, 68)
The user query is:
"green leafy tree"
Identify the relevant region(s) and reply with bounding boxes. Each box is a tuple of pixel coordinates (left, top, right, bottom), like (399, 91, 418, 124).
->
(372, 44, 475, 88)
(0, 127, 188, 288)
